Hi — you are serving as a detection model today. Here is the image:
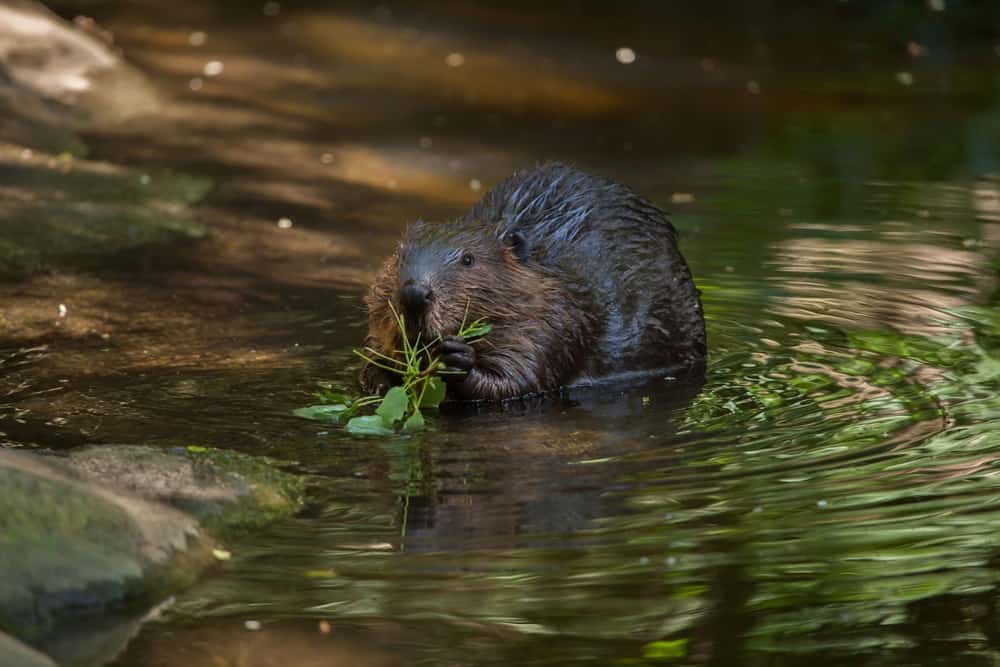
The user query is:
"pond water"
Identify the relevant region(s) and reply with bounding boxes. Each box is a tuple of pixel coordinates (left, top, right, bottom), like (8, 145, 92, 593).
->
(4, 2, 1000, 665)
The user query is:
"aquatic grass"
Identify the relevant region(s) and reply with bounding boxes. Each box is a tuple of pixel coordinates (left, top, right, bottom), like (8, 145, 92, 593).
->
(294, 302, 490, 435)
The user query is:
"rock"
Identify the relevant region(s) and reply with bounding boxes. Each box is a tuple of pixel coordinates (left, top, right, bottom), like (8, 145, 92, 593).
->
(0, 632, 58, 667)
(64, 445, 306, 537)
(0, 445, 303, 656)
(0, 0, 159, 133)
(0, 3, 206, 281)
(0, 78, 82, 156)
(0, 449, 211, 644)
(0, 143, 210, 280)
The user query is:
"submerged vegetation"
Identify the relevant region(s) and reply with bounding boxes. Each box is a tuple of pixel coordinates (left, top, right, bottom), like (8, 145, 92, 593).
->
(295, 303, 491, 435)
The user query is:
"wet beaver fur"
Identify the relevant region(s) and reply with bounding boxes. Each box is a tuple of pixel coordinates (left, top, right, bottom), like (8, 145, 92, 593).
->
(359, 162, 706, 401)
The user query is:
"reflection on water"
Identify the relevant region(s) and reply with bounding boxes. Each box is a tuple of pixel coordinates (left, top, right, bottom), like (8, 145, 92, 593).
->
(2, 1, 1000, 666)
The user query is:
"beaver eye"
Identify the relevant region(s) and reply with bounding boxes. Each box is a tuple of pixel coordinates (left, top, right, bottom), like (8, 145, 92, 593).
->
(461, 253, 475, 267)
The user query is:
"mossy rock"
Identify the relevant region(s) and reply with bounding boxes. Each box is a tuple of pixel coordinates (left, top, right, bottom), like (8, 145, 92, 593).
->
(0, 450, 211, 643)
(0, 1, 160, 140)
(0, 145, 210, 280)
(0, 445, 304, 648)
(64, 445, 305, 539)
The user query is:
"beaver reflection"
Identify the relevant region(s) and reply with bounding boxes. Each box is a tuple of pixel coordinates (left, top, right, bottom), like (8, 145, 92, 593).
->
(361, 163, 707, 401)
(396, 376, 704, 552)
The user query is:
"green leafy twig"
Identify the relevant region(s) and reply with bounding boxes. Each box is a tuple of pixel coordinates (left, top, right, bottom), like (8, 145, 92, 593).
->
(347, 302, 490, 434)
(294, 302, 490, 435)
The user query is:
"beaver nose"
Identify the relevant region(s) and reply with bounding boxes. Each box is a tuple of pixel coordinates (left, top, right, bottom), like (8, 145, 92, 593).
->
(399, 281, 433, 319)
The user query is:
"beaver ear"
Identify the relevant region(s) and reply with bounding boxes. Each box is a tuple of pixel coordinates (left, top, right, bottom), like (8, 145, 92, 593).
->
(503, 229, 530, 263)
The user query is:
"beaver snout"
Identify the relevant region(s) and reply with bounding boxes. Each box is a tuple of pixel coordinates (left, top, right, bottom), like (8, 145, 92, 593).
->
(399, 280, 433, 321)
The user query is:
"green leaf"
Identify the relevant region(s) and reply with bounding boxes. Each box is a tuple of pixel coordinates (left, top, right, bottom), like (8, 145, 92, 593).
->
(346, 415, 397, 436)
(376, 386, 408, 426)
(642, 639, 688, 660)
(293, 404, 351, 422)
(420, 376, 447, 408)
(303, 569, 337, 578)
(402, 408, 425, 432)
(461, 322, 492, 340)
(314, 389, 354, 404)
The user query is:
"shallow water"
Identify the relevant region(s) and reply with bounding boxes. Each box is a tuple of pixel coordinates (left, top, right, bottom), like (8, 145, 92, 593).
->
(4, 2, 1000, 665)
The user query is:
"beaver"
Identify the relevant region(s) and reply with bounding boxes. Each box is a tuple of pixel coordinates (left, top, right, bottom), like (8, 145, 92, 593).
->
(359, 162, 706, 401)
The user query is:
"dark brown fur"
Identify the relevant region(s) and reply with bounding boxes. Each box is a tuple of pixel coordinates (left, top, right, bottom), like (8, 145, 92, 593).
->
(360, 163, 706, 401)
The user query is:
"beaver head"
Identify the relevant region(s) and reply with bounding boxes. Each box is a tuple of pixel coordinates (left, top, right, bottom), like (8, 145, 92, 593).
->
(393, 219, 532, 341)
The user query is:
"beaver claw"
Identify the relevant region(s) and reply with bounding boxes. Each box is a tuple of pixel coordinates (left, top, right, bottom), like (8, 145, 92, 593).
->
(440, 335, 475, 380)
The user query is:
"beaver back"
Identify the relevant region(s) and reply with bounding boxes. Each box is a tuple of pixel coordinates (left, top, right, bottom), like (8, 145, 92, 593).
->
(463, 163, 706, 379)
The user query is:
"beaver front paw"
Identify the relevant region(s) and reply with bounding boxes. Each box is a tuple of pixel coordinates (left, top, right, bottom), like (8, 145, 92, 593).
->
(439, 335, 475, 381)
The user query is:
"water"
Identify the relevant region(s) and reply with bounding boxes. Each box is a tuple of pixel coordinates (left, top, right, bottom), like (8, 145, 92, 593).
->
(3, 2, 1000, 665)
